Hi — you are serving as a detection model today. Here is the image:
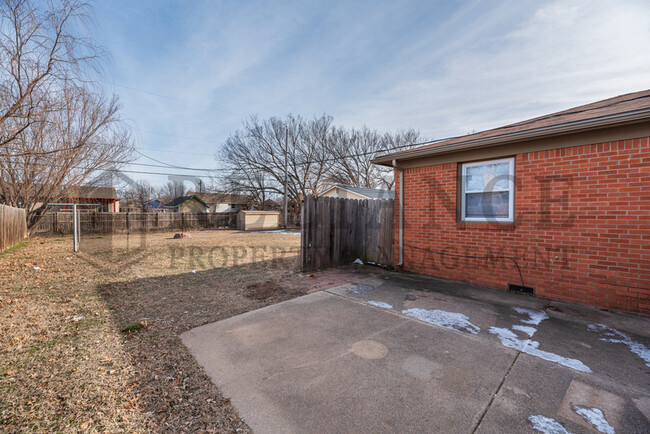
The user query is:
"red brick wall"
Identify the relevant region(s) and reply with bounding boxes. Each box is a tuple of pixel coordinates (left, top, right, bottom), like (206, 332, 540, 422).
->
(395, 137, 650, 315)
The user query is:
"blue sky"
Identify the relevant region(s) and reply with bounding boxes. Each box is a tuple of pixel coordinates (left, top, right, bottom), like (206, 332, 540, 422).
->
(92, 0, 650, 186)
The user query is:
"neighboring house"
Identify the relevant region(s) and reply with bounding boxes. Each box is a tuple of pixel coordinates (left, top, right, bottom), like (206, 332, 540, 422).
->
(319, 185, 395, 200)
(188, 192, 250, 213)
(261, 198, 282, 210)
(163, 195, 211, 213)
(144, 199, 162, 211)
(50, 186, 119, 212)
(121, 199, 162, 213)
(373, 89, 650, 315)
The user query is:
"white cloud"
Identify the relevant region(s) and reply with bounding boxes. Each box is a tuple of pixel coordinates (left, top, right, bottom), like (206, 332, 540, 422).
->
(95, 0, 650, 185)
(340, 0, 650, 137)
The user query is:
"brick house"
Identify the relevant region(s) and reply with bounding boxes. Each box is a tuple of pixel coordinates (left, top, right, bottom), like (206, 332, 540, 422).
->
(373, 90, 650, 315)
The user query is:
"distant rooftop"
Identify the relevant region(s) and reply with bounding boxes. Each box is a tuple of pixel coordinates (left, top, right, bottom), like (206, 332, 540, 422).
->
(188, 192, 251, 204)
(326, 185, 394, 200)
(163, 195, 210, 208)
(65, 185, 117, 200)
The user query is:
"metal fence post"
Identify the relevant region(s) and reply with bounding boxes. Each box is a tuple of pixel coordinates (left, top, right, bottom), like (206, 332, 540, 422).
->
(73, 205, 78, 253)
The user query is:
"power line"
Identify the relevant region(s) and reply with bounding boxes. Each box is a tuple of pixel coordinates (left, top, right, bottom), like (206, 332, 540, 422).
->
(126, 161, 227, 172)
(138, 147, 215, 157)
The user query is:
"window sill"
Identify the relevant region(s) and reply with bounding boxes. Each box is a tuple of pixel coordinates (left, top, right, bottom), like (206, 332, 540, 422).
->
(456, 220, 516, 231)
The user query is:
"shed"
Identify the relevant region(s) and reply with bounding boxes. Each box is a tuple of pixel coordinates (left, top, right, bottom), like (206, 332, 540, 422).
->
(237, 210, 279, 231)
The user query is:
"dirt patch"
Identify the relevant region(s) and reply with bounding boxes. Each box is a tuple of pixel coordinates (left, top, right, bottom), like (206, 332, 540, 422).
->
(244, 280, 304, 302)
(0, 230, 308, 433)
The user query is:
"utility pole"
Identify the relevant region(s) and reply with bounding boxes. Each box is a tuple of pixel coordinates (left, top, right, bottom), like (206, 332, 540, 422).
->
(284, 127, 289, 229)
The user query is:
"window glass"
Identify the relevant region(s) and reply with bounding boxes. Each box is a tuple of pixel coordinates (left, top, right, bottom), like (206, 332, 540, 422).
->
(465, 162, 510, 191)
(461, 158, 514, 221)
(465, 192, 509, 218)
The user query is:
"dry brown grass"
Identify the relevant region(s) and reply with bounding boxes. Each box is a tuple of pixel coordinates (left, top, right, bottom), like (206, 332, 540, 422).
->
(1, 230, 306, 433)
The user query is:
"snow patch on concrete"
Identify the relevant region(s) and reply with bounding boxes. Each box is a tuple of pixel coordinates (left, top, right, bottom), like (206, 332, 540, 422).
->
(528, 415, 573, 434)
(513, 324, 537, 337)
(573, 406, 615, 434)
(402, 308, 480, 334)
(367, 301, 393, 309)
(490, 306, 591, 372)
(490, 327, 591, 373)
(513, 307, 549, 325)
(347, 283, 374, 294)
(588, 324, 650, 367)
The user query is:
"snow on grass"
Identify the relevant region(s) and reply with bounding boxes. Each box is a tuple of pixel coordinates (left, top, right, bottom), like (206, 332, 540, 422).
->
(257, 230, 300, 235)
(588, 324, 650, 367)
(489, 327, 591, 373)
(513, 307, 549, 325)
(573, 406, 615, 434)
(402, 308, 480, 334)
(367, 301, 393, 309)
(353, 258, 364, 265)
(528, 415, 573, 434)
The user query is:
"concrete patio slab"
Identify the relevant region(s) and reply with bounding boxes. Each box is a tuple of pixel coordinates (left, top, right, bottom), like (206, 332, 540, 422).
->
(182, 268, 650, 433)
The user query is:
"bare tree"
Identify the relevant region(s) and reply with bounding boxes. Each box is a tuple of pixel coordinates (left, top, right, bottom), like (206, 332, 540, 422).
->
(0, 85, 132, 228)
(219, 114, 335, 215)
(327, 127, 420, 189)
(158, 181, 186, 205)
(0, 0, 133, 229)
(222, 169, 270, 208)
(0, 0, 102, 151)
(121, 179, 155, 211)
(218, 114, 421, 213)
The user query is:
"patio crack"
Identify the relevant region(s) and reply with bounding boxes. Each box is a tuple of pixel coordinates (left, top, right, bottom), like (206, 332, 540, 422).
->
(471, 351, 520, 433)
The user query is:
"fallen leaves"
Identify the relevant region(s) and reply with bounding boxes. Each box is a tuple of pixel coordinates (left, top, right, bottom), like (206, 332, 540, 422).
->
(1, 231, 303, 433)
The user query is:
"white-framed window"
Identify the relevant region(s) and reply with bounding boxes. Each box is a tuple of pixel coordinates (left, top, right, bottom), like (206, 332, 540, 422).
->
(460, 157, 515, 222)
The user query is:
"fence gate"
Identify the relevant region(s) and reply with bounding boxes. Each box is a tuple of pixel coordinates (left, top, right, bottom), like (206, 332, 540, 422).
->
(301, 196, 394, 272)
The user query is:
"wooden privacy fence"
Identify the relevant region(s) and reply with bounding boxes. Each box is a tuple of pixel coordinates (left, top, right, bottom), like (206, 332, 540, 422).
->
(35, 212, 237, 234)
(301, 196, 394, 272)
(0, 204, 27, 251)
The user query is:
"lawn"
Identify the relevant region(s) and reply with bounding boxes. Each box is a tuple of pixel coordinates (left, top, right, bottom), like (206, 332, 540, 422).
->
(0, 230, 306, 432)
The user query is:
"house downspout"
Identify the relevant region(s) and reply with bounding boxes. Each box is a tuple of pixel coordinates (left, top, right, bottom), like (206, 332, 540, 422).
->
(392, 159, 403, 267)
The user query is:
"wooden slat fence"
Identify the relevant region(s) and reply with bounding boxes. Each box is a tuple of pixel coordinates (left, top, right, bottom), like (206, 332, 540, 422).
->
(301, 196, 394, 271)
(0, 204, 27, 251)
(35, 212, 237, 234)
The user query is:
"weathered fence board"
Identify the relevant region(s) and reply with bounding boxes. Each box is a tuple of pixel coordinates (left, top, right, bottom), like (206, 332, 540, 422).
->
(34, 212, 237, 234)
(301, 196, 394, 271)
(0, 204, 27, 251)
